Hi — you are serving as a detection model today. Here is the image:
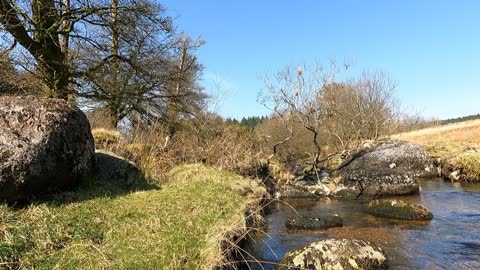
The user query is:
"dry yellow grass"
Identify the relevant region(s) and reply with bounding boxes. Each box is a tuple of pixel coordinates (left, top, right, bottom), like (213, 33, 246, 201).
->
(392, 119, 480, 157)
(392, 119, 480, 181)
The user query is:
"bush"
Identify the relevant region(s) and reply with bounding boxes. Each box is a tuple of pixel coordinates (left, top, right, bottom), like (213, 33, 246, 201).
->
(92, 117, 266, 184)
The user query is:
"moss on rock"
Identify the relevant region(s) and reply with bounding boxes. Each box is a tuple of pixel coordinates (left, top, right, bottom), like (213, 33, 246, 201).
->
(366, 199, 433, 221)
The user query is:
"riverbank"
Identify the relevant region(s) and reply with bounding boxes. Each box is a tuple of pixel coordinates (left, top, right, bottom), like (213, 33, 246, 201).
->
(393, 119, 480, 182)
(0, 164, 266, 269)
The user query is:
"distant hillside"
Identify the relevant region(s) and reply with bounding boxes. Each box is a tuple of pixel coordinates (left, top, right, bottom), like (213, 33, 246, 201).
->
(440, 114, 480, 125)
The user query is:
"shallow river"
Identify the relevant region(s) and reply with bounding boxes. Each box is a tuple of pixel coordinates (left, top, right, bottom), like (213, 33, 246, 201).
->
(244, 179, 480, 269)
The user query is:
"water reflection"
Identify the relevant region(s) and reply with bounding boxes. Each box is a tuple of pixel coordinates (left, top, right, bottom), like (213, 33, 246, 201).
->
(244, 179, 480, 270)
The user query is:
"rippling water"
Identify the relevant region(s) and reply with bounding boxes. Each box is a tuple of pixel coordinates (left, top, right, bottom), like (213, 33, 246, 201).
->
(243, 179, 480, 269)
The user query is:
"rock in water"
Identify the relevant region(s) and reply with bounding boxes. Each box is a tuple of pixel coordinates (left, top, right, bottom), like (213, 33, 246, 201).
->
(0, 96, 95, 201)
(278, 238, 388, 270)
(333, 140, 433, 199)
(367, 199, 433, 221)
(285, 214, 343, 230)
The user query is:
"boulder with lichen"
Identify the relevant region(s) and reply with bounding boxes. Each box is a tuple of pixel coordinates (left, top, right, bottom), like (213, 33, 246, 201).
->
(277, 238, 388, 270)
(0, 96, 95, 201)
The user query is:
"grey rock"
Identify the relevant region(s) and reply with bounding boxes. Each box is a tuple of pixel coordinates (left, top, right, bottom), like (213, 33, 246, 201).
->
(0, 96, 95, 201)
(334, 168, 419, 200)
(277, 238, 388, 270)
(276, 183, 318, 200)
(332, 140, 433, 199)
(366, 199, 433, 221)
(338, 140, 435, 178)
(95, 150, 142, 181)
(286, 214, 343, 230)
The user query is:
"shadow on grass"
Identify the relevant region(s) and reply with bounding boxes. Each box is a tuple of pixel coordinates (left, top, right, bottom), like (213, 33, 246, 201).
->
(26, 151, 159, 207)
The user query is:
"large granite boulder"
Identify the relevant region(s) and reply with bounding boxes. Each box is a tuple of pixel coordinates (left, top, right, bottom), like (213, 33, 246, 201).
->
(332, 140, 433, 199)
(366, 199, 433, 221)
(0, 96, 95, 201)
(277, 238, 388, 270)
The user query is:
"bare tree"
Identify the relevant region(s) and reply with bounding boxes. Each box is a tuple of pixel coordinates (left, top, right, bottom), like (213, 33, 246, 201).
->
(261, 62, 346, 168)
(355, 71, 399, 139)
(318, 71, 399, 155)
(260, 62, 400, 170)
(76, 6, 206, 128)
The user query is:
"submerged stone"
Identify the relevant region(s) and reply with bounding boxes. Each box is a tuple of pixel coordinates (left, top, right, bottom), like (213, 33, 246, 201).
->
(285, 214, 343, 230)
(366, 199, 433, 221)
(277, 238, 388, 270)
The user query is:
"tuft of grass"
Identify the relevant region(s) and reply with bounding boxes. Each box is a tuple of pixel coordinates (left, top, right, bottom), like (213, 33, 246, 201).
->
(0, 164, 266, 269)
(450, 151, 480, 180)
(92, 128, 122, 151)
(393, 119, 480, 182)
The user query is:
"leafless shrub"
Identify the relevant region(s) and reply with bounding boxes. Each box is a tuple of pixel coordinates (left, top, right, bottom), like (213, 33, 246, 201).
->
(93, 115, 265, 183)
(258, 62, 401, 169)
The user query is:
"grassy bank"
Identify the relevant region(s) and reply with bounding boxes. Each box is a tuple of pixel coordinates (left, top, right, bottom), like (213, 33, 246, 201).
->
(393, 119, 480, 181)
(0, 164, 266, 269)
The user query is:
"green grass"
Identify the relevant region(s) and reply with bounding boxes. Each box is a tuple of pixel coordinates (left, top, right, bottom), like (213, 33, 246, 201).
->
(0, 164, 266, 269)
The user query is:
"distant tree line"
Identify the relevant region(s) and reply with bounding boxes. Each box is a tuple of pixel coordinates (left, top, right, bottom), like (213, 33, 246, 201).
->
(225, 116, 267, 130)
(439, 114, 480, 125)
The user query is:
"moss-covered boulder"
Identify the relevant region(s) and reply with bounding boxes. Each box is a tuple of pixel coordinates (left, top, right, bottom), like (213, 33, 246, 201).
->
(277, 238, 388, 270)
(366, 199, 433, 221)
(285, 214, 343, 230)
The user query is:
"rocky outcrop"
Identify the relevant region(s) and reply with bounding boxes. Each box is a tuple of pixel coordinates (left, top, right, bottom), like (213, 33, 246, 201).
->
(0, 96, 95, 201)
(332, 140, 433, 199)
(366, 199, 433, 221)
(277, 238, 388, 270)
(286, 214, 343, 230)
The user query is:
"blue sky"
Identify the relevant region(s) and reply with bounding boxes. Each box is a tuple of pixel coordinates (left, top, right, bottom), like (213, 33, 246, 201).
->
(163, 0, 480, 120)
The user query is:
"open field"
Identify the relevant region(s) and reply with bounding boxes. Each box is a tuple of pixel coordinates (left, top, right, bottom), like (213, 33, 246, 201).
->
(393, 119, 480, 157)
(0, 164, 266, 269)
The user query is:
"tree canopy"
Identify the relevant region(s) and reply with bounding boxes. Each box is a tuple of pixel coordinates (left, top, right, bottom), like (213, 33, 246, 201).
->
(0, 0, 206, 127)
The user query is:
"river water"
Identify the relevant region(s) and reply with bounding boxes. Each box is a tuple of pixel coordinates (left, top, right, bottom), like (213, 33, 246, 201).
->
(244, 179, 480, 269)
